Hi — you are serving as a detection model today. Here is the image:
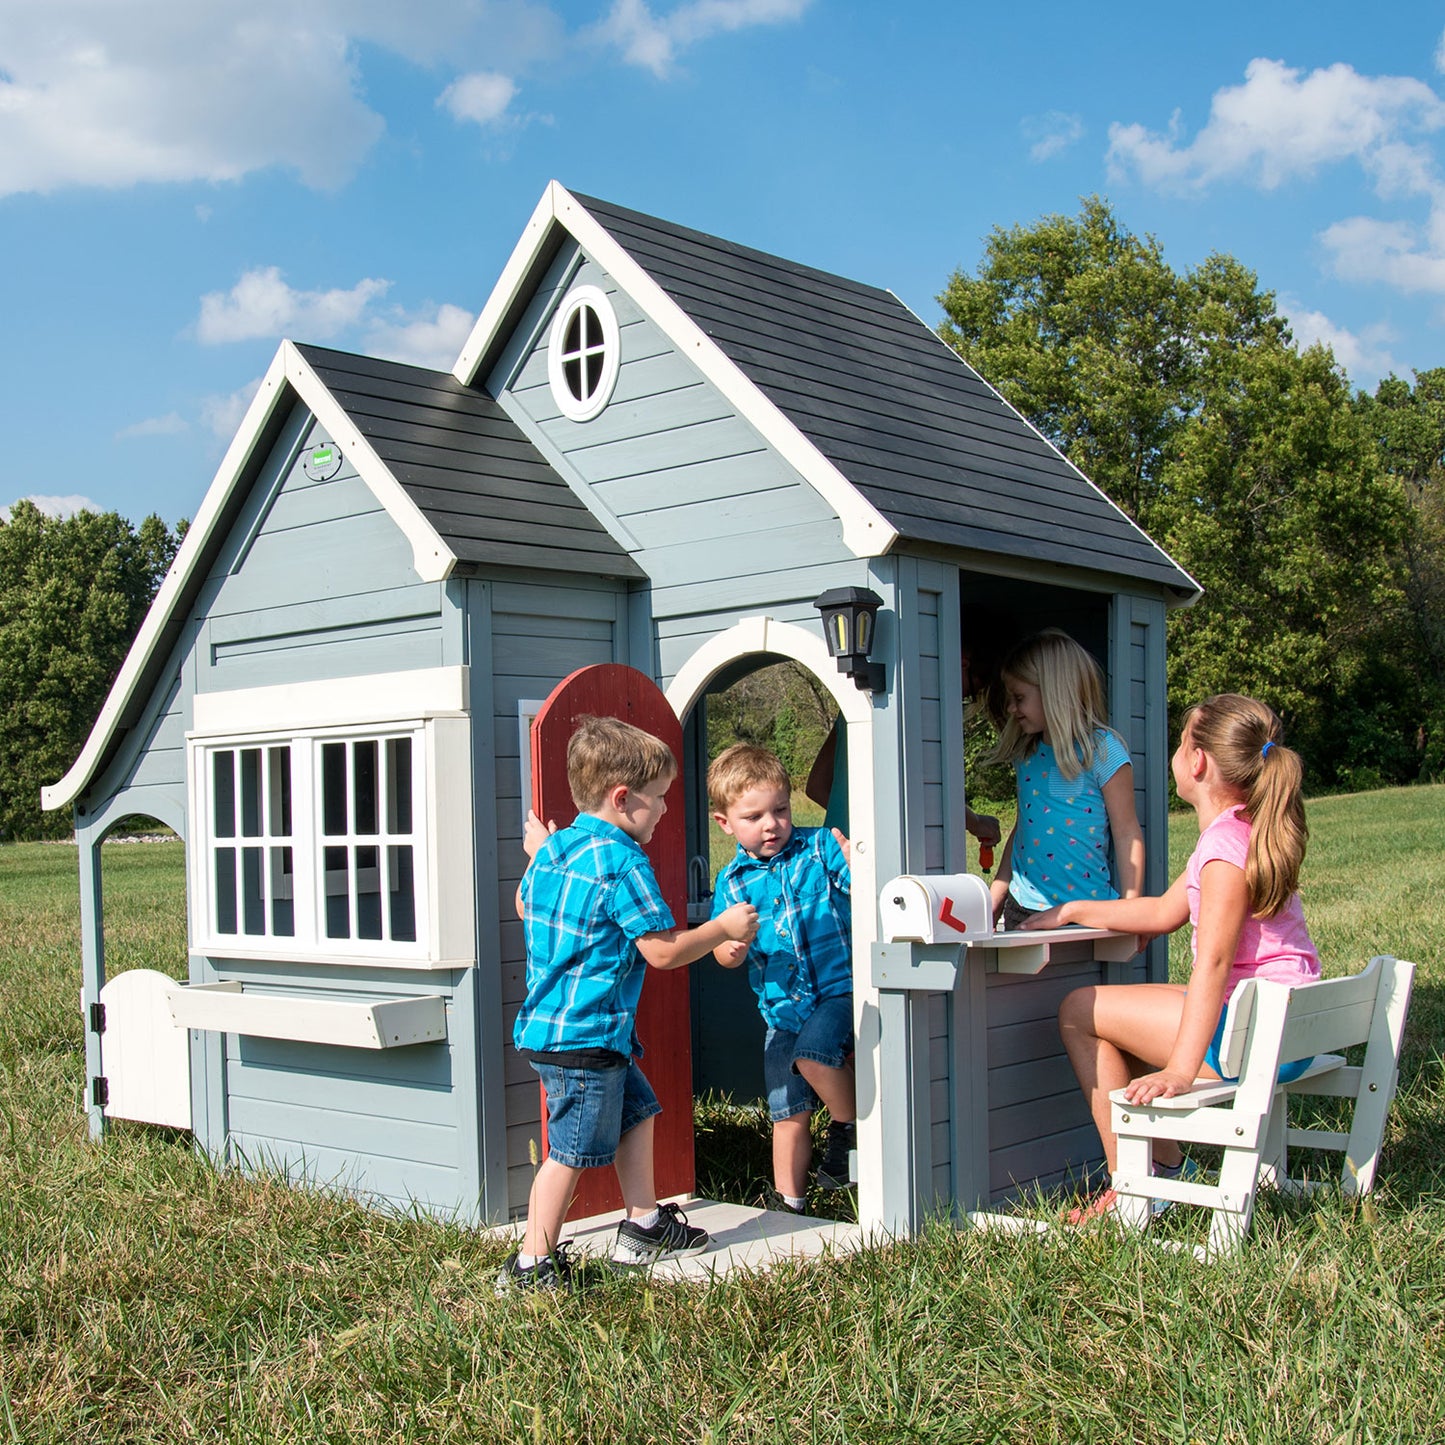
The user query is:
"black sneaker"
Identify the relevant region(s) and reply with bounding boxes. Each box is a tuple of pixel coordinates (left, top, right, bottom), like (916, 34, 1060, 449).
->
(494, 1242, 579, 1296)
(611, 1202, 711, 1266)
(765, 1188, 809, 1216)
(816, 1122, 856, 1190)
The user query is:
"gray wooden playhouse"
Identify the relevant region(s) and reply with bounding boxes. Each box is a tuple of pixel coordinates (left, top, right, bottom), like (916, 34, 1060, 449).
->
(46, 181, 1198, 1236)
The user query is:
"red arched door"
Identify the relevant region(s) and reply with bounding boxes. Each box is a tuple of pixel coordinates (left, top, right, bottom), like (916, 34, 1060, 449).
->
(529, 663, 694, 1218)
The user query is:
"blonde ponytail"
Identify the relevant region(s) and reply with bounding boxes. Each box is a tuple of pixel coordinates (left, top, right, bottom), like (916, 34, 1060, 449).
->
(1183, 695, 1308, 918)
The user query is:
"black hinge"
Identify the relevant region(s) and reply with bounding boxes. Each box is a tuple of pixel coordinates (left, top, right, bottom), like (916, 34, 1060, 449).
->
(92, 1076, 109, 1109)
(89, 1001, 106, 1034)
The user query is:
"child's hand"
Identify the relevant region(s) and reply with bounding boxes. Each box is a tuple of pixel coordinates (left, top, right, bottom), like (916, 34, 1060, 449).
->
(1020, 904, 1067, 931)
(523, 809, 557, 859)
(715, 939, 749, 968)
(831, 827, 852, 864)
(1122, 1068, 1193, 1104)
(989, 878, 1009, 923)
(718, 901, 759, 943)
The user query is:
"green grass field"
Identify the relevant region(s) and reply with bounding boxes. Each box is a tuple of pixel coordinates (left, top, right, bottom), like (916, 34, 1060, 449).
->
(2, 789, 1443, 1443)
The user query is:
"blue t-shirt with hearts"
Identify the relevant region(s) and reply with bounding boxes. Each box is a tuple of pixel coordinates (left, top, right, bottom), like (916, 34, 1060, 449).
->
(1008, 728, 1130, 911)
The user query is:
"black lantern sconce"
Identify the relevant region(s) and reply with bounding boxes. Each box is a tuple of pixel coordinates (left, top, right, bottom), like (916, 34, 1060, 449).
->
(813, 586, 886, 692)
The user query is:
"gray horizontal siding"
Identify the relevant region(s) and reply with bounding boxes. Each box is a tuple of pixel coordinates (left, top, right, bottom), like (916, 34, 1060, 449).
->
(296, 344, 642, 580)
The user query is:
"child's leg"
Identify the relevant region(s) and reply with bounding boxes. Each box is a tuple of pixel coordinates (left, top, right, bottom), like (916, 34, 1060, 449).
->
(1057, 982, 1188, 1172)
(614, 1113, 659, 1219)
(772, 1112, 813, 1198)
(521, 1156, 584, 1258)
(794, 1058, 855, 1123)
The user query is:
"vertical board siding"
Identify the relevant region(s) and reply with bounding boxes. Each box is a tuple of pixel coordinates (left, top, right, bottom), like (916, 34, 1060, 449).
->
(484, 576, 628, 1214)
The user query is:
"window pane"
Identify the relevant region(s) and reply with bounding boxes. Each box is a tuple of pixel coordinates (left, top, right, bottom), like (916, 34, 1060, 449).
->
(388, 845, 416, 942)
(213, 752, 236, 839)
(322, 742, 348, 836)
(585, 350, 604, 397)
(324, 846, 350, 938)
(563, 356, 583, 400)
(353, 740, 378, 835)
(269, 747, 292, 836)
(241, 847, 265, 934)
(215, 847, 237, 934)
(270, 846, 295, 936)
(240, 748, 261, 837)
(356, 845, 382, 940)
(563, 308, 581, 355)
(386, 737, 413, 834)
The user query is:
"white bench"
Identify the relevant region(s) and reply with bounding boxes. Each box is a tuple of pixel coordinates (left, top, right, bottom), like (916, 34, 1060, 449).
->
(1109, 955, 1416, 1259)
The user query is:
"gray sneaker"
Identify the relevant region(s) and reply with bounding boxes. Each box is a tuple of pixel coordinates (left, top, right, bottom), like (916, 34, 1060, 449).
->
(611, 1202, 711, 1266)
(494, 1242, 580, 1296)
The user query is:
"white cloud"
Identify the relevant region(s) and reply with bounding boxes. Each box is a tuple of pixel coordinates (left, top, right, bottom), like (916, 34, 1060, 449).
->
(1109, 56, 1445, 299)
(594, 0, 814, 78)
(1278, 297, 1400, 384)
(1, 493, 100, 521)
(197, 267, 391, 345)
(364, 303, 477, 370)
(200, 378, 264, 439)
(1023, 111, 1083, 163)
(1107, 58, 1445, 193)
(1436, 27, 1445, 76)
(116, 413, 189, 440)
(440, 71, 518, 126)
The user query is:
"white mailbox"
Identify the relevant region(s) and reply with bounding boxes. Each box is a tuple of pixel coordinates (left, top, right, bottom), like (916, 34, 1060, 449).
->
(879, 873, 994, 945)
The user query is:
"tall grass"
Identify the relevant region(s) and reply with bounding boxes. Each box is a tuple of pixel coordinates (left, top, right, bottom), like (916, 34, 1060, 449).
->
(1, 792, 1442, 1443)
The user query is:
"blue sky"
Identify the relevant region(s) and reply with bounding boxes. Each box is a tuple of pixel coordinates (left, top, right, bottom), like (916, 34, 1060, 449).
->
(3, 1, 1443, 527)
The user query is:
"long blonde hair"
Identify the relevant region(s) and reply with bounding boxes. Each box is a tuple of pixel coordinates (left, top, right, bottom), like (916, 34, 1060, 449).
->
(986, 629, 1112, 781)
(1183, 694, 1307, 918)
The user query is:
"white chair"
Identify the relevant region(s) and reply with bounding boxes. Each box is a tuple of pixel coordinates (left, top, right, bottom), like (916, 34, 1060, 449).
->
(1109, 955, 1416, 1259)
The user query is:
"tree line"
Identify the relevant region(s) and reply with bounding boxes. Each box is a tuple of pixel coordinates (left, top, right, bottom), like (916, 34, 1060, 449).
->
(4, 198, 1441, 839)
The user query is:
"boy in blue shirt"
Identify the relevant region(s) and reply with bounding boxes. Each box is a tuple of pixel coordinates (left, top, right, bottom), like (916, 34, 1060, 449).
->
(708, 744, 855, 1213)
(499, 715, 758, 1294)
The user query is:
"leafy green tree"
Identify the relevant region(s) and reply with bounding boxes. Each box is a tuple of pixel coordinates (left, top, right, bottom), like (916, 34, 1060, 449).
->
(938, 199, 1412, 788)
(0, 502, 180, 840)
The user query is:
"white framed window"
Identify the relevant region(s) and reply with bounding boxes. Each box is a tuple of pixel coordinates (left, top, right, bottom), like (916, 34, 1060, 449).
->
(188, 669, 474, 969)
(547, 283, 620, 422)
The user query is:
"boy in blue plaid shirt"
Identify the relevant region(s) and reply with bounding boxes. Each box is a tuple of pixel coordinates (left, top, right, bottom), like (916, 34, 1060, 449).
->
(499, 716, 758, 1294)
(708, 744, 855, 1213)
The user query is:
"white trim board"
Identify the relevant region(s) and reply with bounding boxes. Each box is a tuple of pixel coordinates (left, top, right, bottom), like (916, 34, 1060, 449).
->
(453, 181, 898, 560)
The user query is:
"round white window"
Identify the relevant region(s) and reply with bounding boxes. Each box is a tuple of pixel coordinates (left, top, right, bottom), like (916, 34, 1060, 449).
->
(547, 284, 621, 422)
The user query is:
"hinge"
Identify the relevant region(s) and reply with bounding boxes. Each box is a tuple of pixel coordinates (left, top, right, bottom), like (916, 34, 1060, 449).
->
(89, 1001, 106, 1034)
(92, 1076, 109, 1109)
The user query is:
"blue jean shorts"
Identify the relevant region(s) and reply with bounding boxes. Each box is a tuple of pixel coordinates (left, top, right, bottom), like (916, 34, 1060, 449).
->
(763, 993, 854, 1122)
(1204, 1012, 1314, 1085)
(530, 1058, 662, 1169)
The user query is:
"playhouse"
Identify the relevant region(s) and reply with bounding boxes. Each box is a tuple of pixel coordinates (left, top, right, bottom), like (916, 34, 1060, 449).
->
(45, 181, 1199, 1237)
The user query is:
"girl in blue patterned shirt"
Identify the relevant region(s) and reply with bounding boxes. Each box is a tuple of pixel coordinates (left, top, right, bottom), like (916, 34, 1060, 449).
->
(986, 630, 1144, 930)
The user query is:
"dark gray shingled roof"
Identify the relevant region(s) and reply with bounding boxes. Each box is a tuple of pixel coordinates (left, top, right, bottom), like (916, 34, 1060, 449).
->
(297, 344, 643, 579)
(571, 193, 1194, 597)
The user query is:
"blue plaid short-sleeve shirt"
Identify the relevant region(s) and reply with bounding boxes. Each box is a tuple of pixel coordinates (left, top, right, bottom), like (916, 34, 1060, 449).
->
(711, 826, 852, 1033)
(515, 812, 675, 1057)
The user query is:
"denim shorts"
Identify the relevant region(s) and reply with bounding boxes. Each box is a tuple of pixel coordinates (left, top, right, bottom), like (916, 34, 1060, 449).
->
(1204, 1011, 1314, 1085)
(530, 1058, 662, 1169)
(763, 993, 855, 1122)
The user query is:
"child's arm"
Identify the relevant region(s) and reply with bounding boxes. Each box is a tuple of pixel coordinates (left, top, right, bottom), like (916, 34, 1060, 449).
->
(1121, 859, 1246, 1102)
(988, 823, 1018, 921)
(1022, 870, 1190, 936)
(515, 809, 557, 919)
(1101, 762, 1145, 899)
(638, 901, 758, 972)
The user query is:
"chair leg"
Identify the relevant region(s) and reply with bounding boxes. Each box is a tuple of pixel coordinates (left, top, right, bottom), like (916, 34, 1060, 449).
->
(1259, 1087, 1287, 1192)
(1206, 1147, 1261, 1258)
(1112, 1130, 1154, 1232)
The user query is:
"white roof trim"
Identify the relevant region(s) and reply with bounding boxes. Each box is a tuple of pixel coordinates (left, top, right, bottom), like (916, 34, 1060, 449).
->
(43, 344, 459, 814)
(282, 343, 455, 585)
(454, 182, 899, 560)
(890, 290, 1201, 601)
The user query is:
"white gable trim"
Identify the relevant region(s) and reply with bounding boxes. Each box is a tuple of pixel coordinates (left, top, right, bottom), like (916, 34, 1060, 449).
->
(453, 182, 899, 560)
(43, 346, 459, 814)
